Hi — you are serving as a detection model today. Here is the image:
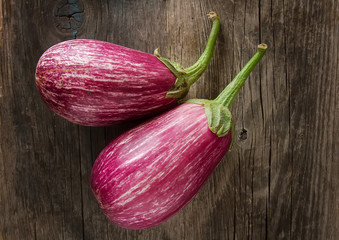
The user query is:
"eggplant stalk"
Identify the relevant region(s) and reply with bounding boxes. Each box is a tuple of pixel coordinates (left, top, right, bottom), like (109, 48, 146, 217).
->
(187, 43, 268, 137)
(155, 12, 220, 99)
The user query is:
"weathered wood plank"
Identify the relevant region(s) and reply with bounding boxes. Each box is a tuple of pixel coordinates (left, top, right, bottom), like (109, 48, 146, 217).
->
(259, 0, 293, 238)
(284, 0, 339, 239)
(0, 0, 338, 239)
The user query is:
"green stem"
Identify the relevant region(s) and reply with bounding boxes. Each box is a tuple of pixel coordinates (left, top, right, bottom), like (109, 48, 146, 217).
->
(184, 12, 220, 86)
(186, 43, 268, 137)
(155, 12, 220, 99)
(215, 43, 268, 108)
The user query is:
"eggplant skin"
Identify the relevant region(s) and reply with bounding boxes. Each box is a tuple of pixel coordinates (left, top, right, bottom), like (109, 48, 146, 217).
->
(90, 103, 232, 229)
(35, 39, 177, 126)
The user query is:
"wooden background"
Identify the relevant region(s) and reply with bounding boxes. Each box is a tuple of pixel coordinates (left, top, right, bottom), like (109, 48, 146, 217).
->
(1, 0, 338, 239)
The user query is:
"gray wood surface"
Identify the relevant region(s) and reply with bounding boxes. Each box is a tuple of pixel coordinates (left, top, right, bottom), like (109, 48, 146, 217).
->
(1, 0, 338, 239)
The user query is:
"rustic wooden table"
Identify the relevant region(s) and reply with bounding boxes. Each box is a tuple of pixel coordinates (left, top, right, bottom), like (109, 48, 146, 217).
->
(1, 0, 338, 239)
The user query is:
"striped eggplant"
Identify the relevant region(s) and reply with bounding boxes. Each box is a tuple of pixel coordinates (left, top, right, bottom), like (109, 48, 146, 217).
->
(35, 12, 220, 126)
(90, 44, 267, 229)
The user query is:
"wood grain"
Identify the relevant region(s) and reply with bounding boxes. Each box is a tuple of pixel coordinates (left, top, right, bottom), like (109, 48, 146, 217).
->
(1, 0, 338, 239)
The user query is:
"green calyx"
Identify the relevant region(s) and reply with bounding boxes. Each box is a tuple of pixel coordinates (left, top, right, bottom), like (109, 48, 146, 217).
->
(154, 12, 220, 99)
(186, 43, 268, 138)
(186, 99, 233, 137)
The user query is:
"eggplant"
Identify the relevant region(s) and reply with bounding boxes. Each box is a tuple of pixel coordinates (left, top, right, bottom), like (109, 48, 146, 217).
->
(90, 44, 268, 229)
(35, 12, 220, 126)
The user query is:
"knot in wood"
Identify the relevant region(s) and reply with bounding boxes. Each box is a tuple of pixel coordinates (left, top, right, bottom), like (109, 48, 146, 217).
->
(239, 128, 248, 141)
(54, 0, 84, 37)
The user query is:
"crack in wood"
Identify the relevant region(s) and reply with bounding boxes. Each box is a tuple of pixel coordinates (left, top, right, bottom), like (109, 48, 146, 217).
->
(0, 0, 2, 31)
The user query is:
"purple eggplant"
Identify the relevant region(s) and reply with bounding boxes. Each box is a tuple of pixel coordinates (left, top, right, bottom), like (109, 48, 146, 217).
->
(90, 44, 268, 229)
(35, 12, 220, 126)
